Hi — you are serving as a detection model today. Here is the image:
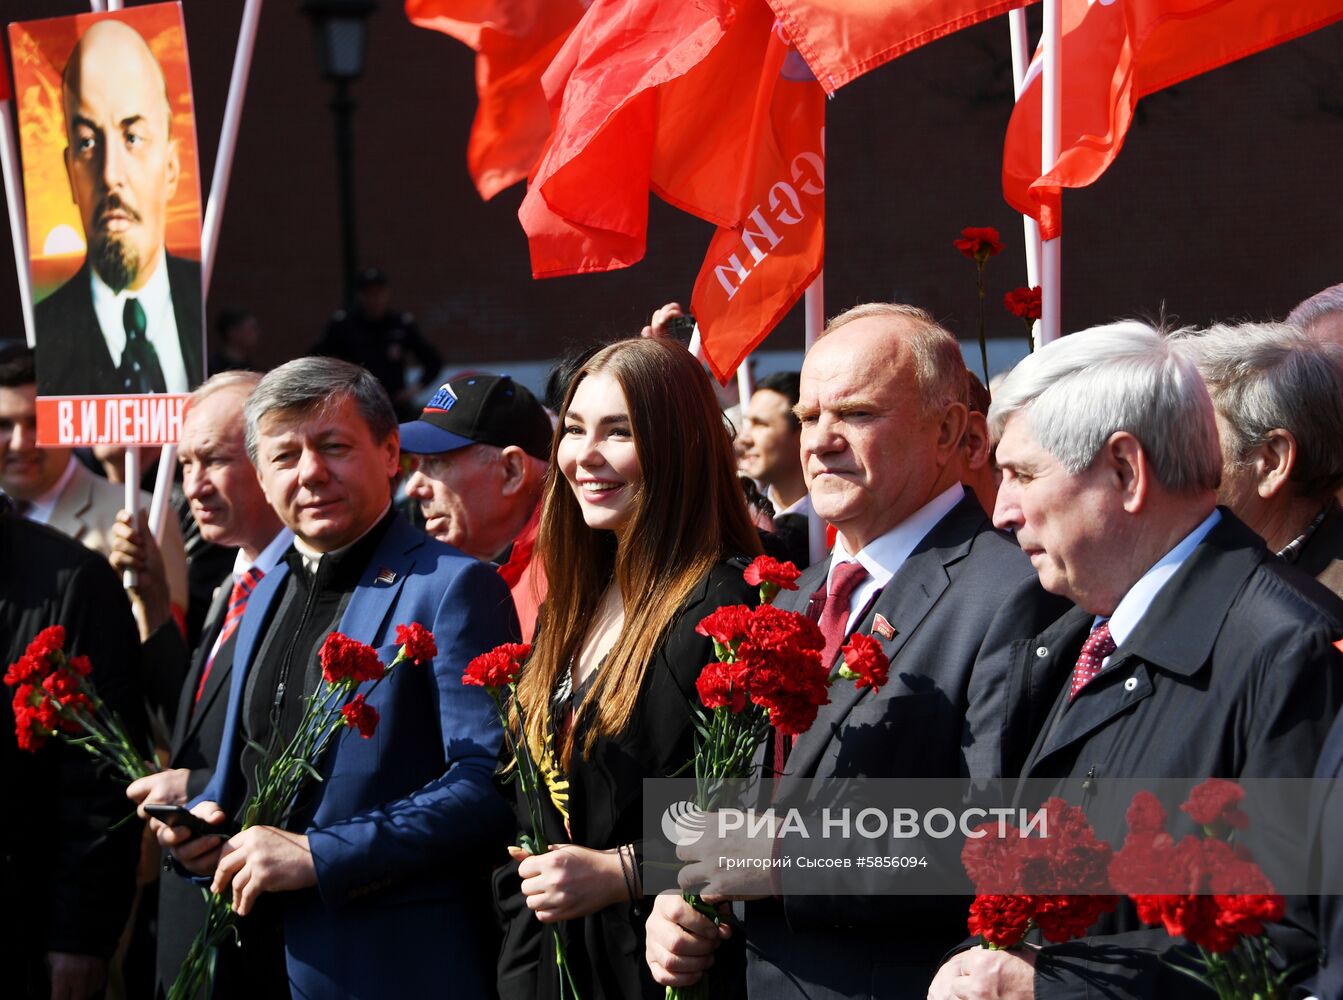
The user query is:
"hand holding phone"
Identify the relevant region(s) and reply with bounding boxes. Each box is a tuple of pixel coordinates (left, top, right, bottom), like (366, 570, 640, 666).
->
(143, 802, 229, 839)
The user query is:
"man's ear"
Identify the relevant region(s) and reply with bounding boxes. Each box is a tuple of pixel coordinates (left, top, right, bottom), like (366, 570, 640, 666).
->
(1253, 429, 1297, 500)
(937, 402, 970, 459)
(1106, 431, 1149, 514)
(961, 411, 992, 472)
(498, 446, 529, 497)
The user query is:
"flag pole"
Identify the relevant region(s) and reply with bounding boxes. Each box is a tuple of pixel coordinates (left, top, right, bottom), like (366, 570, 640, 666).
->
(0, 93, 35, 349)
(1040, 0, 1062, 345)
(804, 273, 826, 564)
(1008, 7, 1042, 349)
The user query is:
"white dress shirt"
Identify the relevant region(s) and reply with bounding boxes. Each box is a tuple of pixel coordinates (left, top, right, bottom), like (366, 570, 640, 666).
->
(20, 455, 79, 525)
(825, 483, 966, 633)
(89, 249, 191, 393)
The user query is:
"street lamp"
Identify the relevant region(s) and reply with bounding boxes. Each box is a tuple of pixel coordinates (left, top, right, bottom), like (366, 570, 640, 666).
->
(301, 0, 377, 307)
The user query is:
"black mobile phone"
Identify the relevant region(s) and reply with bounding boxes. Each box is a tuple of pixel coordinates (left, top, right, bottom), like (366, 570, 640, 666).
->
(143, 803, 225, 839)
(664, 313, 697, 342)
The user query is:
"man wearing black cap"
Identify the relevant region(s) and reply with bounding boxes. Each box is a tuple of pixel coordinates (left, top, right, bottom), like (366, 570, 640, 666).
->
(401, 374, 553, 639)
(311, 268, 443, 417)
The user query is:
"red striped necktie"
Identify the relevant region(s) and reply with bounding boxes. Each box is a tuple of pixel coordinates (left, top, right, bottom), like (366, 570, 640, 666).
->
(194, 566, 265, 704)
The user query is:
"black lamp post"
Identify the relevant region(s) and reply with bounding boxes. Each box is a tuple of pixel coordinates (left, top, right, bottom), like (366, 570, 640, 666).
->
(301, 0, 377, 308)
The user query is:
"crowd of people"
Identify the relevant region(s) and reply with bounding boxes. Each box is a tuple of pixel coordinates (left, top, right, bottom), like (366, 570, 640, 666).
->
(4, 281, 1343, 1000)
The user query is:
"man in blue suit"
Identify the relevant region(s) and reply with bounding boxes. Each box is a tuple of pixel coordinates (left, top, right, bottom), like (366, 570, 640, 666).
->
(157, 357, 518, 998)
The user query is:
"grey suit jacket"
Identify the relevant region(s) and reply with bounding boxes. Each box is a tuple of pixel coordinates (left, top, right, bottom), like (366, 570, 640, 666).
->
(742, 493, 1070, 1000)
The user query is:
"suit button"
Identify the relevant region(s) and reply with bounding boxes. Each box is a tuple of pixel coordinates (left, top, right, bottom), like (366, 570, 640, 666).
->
(1124, 677, 1138, 692)
(1035, 646, 1048, 658)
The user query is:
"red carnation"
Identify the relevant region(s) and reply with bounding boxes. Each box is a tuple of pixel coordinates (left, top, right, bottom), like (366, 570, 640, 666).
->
(25, 625, 66, 660)
(1003, 286, 1042, 322)
(967, 893, 1034, 949)
(837, 633, 889, 692)
(12, 684, 48, 751)
(1180, 778, 1248, 831)
(743, 556, 801, 603)
(954, 227, 1004, 263)
(695, 605, 755, 648)
(695, 661, 749, 713)
(1125, 791, 1167, 836)
(394, 622, 437, 665)
(746, 604, 825, 653)
(463, 643, 529, 690)
(4, 654, 49, 687)
(340, 694, 380, 738)
(319, 633, 385, 684)
(42, 670, 92, 728)
(66, 654, 92, 678)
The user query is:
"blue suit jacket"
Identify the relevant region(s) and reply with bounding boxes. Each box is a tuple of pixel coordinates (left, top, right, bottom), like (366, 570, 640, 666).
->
(197, 516, 518, 998)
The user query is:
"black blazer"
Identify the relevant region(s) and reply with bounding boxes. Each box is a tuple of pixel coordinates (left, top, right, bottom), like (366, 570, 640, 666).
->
(742, 494, 1070, 1000)
(34, 256, 204, 396)
(0, 516, 144, 991)
(1009, 511, 1343, 1000)
(497, 559, 758, 1000)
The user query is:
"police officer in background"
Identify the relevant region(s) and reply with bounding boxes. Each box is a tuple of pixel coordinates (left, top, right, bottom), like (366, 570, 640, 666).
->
(311, 268, 444, 419)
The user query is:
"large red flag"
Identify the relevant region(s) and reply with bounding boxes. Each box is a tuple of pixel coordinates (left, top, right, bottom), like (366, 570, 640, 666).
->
(406, 0, 585, 200)
(767, 0, 1036, 94)
(519, 0, 782, 278)
(692, 36, 825, 383)
(1004, 0, 1343, 241)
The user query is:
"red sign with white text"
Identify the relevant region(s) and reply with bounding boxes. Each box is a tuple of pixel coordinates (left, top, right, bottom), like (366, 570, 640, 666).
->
(36, 395, 189, 447)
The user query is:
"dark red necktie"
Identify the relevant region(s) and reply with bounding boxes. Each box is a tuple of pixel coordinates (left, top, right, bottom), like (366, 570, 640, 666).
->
(1068, 621, 1115, 701)
(773, 560, 871, 793)
(194, 566, 264, 703)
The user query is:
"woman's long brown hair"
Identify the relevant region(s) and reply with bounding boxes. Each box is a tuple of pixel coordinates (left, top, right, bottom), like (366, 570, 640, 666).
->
(518, 337, 762, 764)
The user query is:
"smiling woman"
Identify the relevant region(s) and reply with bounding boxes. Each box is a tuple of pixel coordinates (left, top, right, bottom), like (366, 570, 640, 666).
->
(497, 337, 763, 1000)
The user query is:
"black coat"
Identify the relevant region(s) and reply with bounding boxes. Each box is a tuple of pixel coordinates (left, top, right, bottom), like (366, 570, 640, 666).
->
(0, 515, 144, 994)
(497, 559, 758, 1000)
(1010, 511, 1343, 1000)
(743, 494, 1070, 1000)
(34, 256, 204, 396)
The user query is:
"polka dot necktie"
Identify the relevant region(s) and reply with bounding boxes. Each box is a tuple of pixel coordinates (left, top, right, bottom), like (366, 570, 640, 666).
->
(1069, 620, 1115, 701)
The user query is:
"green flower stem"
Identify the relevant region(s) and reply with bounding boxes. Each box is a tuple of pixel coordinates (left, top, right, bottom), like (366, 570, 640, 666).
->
(975, 261, 990, 385)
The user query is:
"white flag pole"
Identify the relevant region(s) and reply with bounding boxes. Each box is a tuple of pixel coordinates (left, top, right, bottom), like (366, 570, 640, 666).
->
(1008, 7, 1043, 347)
(804, 273, 826, 565)
(0, 96, 35, 348)
(1040, 0, 1063, 345)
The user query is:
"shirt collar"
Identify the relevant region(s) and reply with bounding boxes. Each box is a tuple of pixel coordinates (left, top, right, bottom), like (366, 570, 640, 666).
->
(1102, 508, 1222, 645)
(291, 502, 392, 575)
(90, 248, 171, 366)
(828, 482, 965, 590)
(774, 492, 812, 517)
(24, 455, 79, 525)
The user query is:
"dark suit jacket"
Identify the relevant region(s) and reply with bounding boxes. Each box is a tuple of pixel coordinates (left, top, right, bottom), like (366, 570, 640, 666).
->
(742, 494, 1069, 1000)
(497, 558, 758, 1000)
(34, 256, 203, 397)
(1295, 504, 1343, 600)
(195, 516, 518, 998)
(0, 515, 144, 994)
(1008, 511, 1343, 1000)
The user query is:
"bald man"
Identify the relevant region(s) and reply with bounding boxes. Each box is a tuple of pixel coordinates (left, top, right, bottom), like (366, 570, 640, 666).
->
(35, 18, 203, 398)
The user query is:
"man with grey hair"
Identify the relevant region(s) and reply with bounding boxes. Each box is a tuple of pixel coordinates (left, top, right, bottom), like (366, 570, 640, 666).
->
(35, 18, 203, 396)
(929, 321, 1343, 1000)
(646, 303, 1067, 998)
(1176, 322, 1343, 596)
(1288, 281, 1343, 345)
(157, 357, 517, 997)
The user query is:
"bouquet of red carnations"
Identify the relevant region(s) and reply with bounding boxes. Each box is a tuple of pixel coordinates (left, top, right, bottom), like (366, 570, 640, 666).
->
(667, 556, 890, 1000)
(1109, 779, 1289, 1000)
(5, 624, 153, 781)
(168, 623, 437, 1000)
(961, 796, 1118, 949)
(464, 641, 582, 999)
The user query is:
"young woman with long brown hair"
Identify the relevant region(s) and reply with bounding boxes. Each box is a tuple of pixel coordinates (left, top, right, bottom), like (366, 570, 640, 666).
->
(495, 336, 763, 1000)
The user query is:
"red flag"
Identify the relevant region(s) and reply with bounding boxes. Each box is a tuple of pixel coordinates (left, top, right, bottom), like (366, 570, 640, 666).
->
(406, 0, 584, 200)
(767, 0, 1036, 94)
(1004, 0, 1343, 241)
(519, 0, 781, 278)
(692, 37, 825, 383)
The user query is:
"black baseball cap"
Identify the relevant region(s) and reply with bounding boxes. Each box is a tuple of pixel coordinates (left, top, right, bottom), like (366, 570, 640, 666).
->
(399, 374, 553, 460)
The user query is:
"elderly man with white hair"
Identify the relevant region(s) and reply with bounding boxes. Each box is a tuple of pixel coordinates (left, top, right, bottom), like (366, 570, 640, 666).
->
(930, 321, 1343, 1000)
(1176, 322, 1343, 596)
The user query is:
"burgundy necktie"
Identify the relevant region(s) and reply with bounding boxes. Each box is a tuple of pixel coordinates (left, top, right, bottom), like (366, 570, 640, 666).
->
(194, 566, 264, 704)
(1068, 621, 1116, 701)
(773, 560, 870, 793)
